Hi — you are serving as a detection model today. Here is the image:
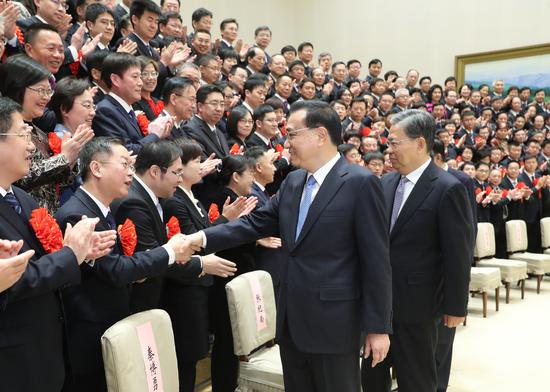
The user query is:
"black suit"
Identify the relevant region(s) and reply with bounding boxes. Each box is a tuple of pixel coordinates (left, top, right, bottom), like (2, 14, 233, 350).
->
(201, 157, 392, 391)
(161, 187, 226, 392)
(518, 171, 542, 252)
(501, 176, 523, 221)
(182, 115, 230, 207)
(93, 95, 160, 154)
(363, 161, 473, 392)
(54, 188, 170, 392)
(0, 186, 80, 392)
(111, 179, 202, 313)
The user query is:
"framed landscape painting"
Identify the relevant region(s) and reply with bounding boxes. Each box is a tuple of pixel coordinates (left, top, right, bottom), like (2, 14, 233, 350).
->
(455, 43, 550, 99)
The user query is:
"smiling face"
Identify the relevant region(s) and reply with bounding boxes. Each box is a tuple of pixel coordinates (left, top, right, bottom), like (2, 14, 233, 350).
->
(63, 89, 96, 131)
(132, 10, 159, 41)
(87, 12, 115, 44)
(22, 79, 52, 120)
(157, 157, 183, 198)
(112, 65, 143, 104)
(94, 143, 135, 200)
(140, 62, 158, 94)
(35, 0, 67, 26)
(0, 112, 35, 186)
(25, 30, 65, 74)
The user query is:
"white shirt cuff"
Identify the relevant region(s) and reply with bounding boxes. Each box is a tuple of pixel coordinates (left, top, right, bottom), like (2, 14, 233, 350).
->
(7, 36, 18, 48)
(200, 230, 207, 247)
(162, 244, 176, 264)
(68, 45, 79, 62)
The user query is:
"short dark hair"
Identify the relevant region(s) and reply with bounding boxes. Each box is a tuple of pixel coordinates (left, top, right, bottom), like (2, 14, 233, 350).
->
(244, 146, 268, 164)
(172, 138, 203, 165)
(0, 97, 23, 139)
(198, 53, 217, 67)
(24, 23, 59, 45)
(162, 76, 195, 102)
(444, 76, 457, 85)
(254, 25, 271, 37)
(159, 11, 182, 26)
(220, 17, 238, 31)
(192, 7, 213, 23)
(419, 76, 432, 84)
(85, 49, 110, 80)
(0, 55, 50, 105)
(196, 84, 223, 104)
(297, 42, 313, 53)
(289, 100, 342, 146)
(253, 104, 274, 123)
(390, 109, 436, 152)
(331, 61, 345, 71)
(432, 138, 445, 158)
(347, 59, 361, 68)
(219, 48, 238, 61)
(130, 0, 161, 22)
(350, 97, 367, 108)
(119, 15, 132, 31)
(49, 77, 91, 123)
(280, 45, 296, 55)
(244, 77, 266, 94)
(368, 59, 382, 68)
(264, 97, 284, 111)
(337, 143, 357, 156)
(227, 106, 252, 140)
(85, 3, 114, 23)
(101, 53, 140, 88)
(288, 60, 305, 72)
(160, 0, 180, 5)
(364, 151, 384, 164)
(135, 140, 182, 174)
(80, 137, 125, 181)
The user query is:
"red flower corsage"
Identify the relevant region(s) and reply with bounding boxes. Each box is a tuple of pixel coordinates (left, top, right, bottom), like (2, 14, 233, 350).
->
(280, 119, 287, 136)
(48, 133, 62, 155)
(137, 113, 150, 136)
(29, 208, 63, 254)
(146, 99, 165, 117)
(275, 144, 284, 158)
(118, 218, 137, 256)
(485, 186, 493, 195)
(208, 203, 220, 223)
(166, 216, 181, 240)
(230, 143, 240, 155)
(362, 127, 371, 137)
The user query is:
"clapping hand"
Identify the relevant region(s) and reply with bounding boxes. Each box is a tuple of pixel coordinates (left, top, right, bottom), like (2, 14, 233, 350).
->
(63, 217, 100, 264)
(221, 196, 257, 221)
(0, 249, 34, 292)
(199, 153, 222, 177)
(86, 230, 117, 260)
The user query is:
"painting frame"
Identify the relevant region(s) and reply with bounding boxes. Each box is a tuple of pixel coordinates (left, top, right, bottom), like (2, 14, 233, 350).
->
(455, 43, 550, 90)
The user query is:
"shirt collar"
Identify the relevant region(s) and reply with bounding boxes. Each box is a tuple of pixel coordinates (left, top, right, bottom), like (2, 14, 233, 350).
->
(109, 92, 133, 113)
(35, 15, 47, 23)
(242, 101, 254, 114)
(0, 186, 14, 198)
(254, 181, 266, 192)
(133, 32, 150, 46)
(79, 186, 110, 218)
(309, 153, 341, 187)
(254, 131, 271, 146)
(221, 39, 233, 47)
(404, 158, 431, 185)
(134, 175, 160, 207)
(274, 93, 287, 103)
(196, 115, 216, 131)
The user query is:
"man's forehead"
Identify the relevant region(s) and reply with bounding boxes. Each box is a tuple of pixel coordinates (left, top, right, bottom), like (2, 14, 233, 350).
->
(35, 30, 63, 44)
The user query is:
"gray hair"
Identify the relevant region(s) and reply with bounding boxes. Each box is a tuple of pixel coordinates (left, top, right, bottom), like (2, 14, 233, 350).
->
(395, 88, 410, 98)
(390, 109, 435, 152)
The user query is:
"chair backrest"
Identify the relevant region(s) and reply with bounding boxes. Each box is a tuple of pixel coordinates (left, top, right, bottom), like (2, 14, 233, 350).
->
(101, 309, 179, 392)
(475, 222, 496, 259)
(541, 217, 550, 248)
(225, 270, 277, 356)
(505, 220, 528, 253)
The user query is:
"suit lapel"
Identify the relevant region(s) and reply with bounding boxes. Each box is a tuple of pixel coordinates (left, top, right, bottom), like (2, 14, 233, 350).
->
(74, 188, 111, 229)
(287, 170, 307, 246)
(175, 188, 209, 229)
(384, 172, 401, 229)
(132, 180, 166, 240)
(196, 117, 225, 157)
(0, 190, 42, 252)
(293, 159, 347, 249)
(391, 162, 438, 237)
(106, 95, 142, 137)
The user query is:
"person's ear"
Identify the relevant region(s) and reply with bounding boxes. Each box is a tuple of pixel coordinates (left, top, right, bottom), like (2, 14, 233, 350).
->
(111, 74, 121, 89)
(231, 171, 240, 184)
(90, 161, 102, 178)
(131, 15, 139, 27)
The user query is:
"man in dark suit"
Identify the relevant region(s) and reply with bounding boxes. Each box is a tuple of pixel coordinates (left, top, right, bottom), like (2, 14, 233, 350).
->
(432, 139, 477, 392)
(125, 0, 161, 60)
(187, 100, 393, 392)
(55, 137, 198, 392)
(500, 160, 525, 220)
(182, 84, 229, 206)
(362, 110, 473, 392)
(93, 53, 170, 153)
(0, 97, 99, 392)
(247, 104, 291, 194)
(161, 77, 197, 139)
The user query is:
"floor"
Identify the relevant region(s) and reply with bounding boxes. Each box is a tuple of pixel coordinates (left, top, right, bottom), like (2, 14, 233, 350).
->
(195, 276, 550, 392)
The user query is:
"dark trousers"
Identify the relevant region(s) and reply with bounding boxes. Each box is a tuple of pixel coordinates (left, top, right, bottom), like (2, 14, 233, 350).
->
(435, 322, 456, 392)
(526, 220, 541, 253)
(362, 319, 439, 392)
(178, 361, 197, 392)
(279, 337, 360, 392)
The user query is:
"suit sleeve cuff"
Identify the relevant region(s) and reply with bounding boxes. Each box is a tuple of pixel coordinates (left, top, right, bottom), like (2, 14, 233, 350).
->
(68, 45, 79, 62)
(162, 244, 176, 264)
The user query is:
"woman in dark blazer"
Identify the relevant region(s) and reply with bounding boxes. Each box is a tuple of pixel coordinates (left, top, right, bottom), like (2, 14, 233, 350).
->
(161, 140, 255, 392)
(133, 56, 163, 121)
(226, 106, 254, 149)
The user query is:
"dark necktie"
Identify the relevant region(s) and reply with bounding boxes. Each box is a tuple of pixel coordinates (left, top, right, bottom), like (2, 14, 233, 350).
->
(212, 129, 223, 150)
(129, 110, 137, 123)
(4, 192, 22, 215)
(105, 211, 116, 230)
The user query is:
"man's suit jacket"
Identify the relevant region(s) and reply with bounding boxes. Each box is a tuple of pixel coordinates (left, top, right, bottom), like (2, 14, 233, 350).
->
(54, 188, 169, 384)
(0, 186, 80, 392)
(111, 180, 202, 313)
(93, 94, 159, 154)
(448, 168, 477, 237)
(127, 32, 160, 60)
(518, 171, 541, 223)
(501, 176, 524, 220)
(182, 115, 230, 206)
(381, 161, 473, 323)
(202, 157, 392, 354)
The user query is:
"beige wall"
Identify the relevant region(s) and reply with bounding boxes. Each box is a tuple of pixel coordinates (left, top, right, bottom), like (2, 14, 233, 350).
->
(178, 0, 549, 84)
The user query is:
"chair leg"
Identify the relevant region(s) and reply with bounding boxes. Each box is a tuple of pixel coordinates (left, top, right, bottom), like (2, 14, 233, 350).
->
(495, 287, 499, 311)
(504, 282, 510, 304)
(463, 316, 467, 326)
(521, 279, 525, 299)
(482, 292, 488, 318)
(537, 275, 543, 294)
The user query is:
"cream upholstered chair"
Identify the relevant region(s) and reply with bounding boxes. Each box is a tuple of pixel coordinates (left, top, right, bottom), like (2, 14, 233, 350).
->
(101, 309, 179, 392)
(474, 222, 528, 303)
(506, 220, 550, 293)
(225, 270, 283, 391)
(540, 217, 550, 254)
(469, 267, 501, 318)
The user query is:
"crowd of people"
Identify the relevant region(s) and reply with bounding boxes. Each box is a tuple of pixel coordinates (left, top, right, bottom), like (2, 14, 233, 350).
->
(0, 0, 548, 391)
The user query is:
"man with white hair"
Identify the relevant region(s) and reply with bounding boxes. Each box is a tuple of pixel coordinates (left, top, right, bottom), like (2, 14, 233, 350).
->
(405, 68, 419, 90)
(392, 88, 410, 113)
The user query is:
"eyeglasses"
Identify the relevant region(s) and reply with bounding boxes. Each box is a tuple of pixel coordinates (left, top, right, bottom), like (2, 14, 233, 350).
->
(0, 132, 33, 142)
(76, 101, 96, 110)
(204, 101, 224, 108)
(100, 160, 135, 173)
(238, 119, 254, 125)
(27, 86, 54, 98)
(287, 127, 315, 140)
(162, 167, 184, 176)
(141, 71, 159, 79)
(387, 137, 414, 148)
(50, 0, 69, 10)
(174, 93, 197, 103)
(263, 118, 278, 124)
(205, 65, 221, 72)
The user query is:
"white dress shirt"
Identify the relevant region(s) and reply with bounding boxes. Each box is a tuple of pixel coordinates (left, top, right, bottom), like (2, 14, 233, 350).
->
(109, 92, 133, 113)
(397, 158, 431, 216)
(301, 153, 341, 204)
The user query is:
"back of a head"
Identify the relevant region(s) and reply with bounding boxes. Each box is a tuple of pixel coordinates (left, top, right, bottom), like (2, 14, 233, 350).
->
(218, 155, 252, 187)
(289, 100, 342, 146)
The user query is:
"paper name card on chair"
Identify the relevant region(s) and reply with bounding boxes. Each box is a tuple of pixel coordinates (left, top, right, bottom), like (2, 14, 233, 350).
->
(246, 274, 267, 332)
(136, 321, 165, 392)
